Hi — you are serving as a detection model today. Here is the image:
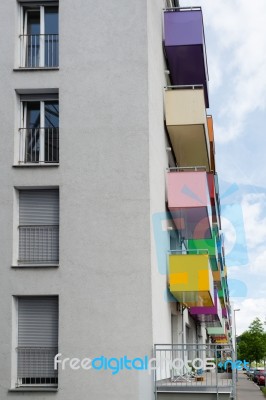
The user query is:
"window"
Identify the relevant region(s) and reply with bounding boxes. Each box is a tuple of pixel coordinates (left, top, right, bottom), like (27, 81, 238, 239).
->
(19, 94, 59, 164)
(20, 3, 59, 68)
(16, 296, 58, 387)
(18, 189, 59, 265)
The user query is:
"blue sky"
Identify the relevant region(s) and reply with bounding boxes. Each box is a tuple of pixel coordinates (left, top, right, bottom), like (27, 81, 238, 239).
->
(181, 0, 266, 334)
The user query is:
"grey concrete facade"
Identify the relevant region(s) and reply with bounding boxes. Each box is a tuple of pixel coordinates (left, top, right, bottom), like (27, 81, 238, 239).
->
(0, 0, 207, 399)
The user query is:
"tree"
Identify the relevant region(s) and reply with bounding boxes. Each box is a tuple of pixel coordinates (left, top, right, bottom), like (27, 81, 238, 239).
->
(237, 318, 266, 365)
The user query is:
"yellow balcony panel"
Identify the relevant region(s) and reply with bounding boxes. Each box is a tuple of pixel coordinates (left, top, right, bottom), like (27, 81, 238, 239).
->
(169, 253, 214, 307)
(165, 88, 210, 170)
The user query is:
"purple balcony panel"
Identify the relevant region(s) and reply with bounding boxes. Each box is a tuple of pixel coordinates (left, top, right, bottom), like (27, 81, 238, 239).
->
(222, 307, 228, 319)
(164, 10, 209, 107)
(189, 289, 222, 327)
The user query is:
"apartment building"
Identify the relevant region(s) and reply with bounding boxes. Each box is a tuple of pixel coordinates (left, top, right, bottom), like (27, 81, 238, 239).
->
(0, 0, 232, 399)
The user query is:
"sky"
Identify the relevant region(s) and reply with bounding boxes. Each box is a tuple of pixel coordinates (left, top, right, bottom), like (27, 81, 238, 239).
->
(180, 0, 266, 334)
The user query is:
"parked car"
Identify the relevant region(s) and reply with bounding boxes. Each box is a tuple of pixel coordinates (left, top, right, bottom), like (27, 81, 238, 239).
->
(253, 369, 265, 383)
(247, 368, 255, 379)
(257, 371, 266, 386)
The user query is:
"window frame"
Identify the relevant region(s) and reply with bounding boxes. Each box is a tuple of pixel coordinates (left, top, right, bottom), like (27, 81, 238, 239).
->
(18, 1, 59, 69)
(12, 187, 60, 268)
(11, 296, 59, 389)
(17, 92, 59, 165)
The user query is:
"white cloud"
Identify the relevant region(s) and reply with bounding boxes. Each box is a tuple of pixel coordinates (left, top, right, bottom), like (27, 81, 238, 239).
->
(232, 298, 266, 335)
(241, 193, 266, 252)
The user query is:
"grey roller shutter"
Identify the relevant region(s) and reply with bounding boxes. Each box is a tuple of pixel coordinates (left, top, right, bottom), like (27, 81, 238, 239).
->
(19, 189, 59, 264)
(17, 296, 58, 385)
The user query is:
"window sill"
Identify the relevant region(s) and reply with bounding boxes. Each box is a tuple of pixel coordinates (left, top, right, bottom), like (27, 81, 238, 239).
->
(13, 164, 59, 168)
(12, 264, 59, 269)
(9, 387, 58, 392)
(13, 67, 59, 72)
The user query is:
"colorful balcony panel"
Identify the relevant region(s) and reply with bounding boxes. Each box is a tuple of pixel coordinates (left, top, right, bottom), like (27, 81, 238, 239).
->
(222, 307, 228, 319)
(212, 270, 222, 287)
(207, 173, 221, 228)
(164, 8, 209, 107)
(167, 171, 212, 239)
(212, 337, 228, 344)
(165, 88, 210, 170)
(207, 318, 226, 337)
(169, 253, 214, 307)
(189, 289, 222, 327)
(188, 228, 218, 270)
(217, 234, 225, 270)
(207, 116, 215, 172)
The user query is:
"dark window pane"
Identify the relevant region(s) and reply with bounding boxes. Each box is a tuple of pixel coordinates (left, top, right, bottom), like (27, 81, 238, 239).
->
(26, 12, 40, 67)
(25, 102, 40, 163)
(45, 8, 59, 66)
(27, 102, 40, 128)
(45, 101, 59, 163)
(27, 11, 40, 35)
(45, 7, 58, 34)
(45, 101, 59, 128)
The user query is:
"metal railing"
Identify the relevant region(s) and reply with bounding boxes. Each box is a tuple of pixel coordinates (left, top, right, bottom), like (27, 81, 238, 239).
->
(18, 225, 59, 264)
(165, 84, 204, 90)
(154, 343, 235, 398)
(19, 128, 59, 164)
(167, 166, 207, 172)
(169, 249, 209, 255)
(20, 34, 59, 68)
(163, 6, 202, 11)
(17, 347, 58, 386)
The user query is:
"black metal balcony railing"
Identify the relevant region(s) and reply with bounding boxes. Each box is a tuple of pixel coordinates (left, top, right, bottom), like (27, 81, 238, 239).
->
(20, 34, 59, 68)
(18, 225, 59, 264)
(19, 128, 59, 164)
(154, 344, 235, 398)
(17, 347, 58, 386)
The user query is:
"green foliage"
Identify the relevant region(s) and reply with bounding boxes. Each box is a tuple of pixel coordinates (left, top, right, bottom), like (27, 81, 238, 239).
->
(261, 387, 266, 397)
(237, 318, 266, 364)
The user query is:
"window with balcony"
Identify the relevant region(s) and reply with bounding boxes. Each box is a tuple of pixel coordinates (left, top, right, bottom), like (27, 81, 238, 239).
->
(18, 189, 59, 266)
(16, 296, 58, 387)
(19, 3, 59, 68)
(19, 94, 59, 164)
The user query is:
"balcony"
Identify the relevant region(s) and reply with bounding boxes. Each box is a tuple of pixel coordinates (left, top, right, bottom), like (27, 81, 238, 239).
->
(167, 169, 212, 239)
(17, 347, 58, 387)
(169, 251, 214, 307)
(189, 289, 223, 327)
(19, 34, 59, 68)
(207, 319, 229, 342)
(163, 8, 209, 107)
(218, 276, 229, 309)
(18, 225, 59, 265)
(222, 307, 228, 319)
(19, 128, 59, 164)
(188, 228, 218, 271)
(155, 343, 234, 399)
(207, 173, 221, 229)
(165, 87, 210, 170)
